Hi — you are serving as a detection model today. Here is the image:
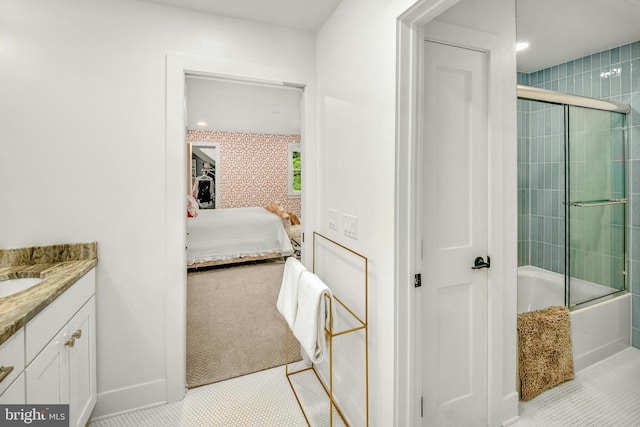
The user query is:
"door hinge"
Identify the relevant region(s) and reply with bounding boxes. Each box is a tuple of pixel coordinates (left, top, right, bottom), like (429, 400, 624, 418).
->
(421, 395, 424, 417)
(414, 273, 422, 288)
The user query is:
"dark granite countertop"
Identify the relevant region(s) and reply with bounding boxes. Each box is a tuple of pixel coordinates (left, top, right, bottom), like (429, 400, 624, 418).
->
(0, 242, 97, 346)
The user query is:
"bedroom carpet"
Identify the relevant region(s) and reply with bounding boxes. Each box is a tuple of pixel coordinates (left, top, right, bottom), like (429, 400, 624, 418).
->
(187, 261, 302, 388)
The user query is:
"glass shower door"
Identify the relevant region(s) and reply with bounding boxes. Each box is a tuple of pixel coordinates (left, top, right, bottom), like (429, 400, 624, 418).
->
(566, 106, 627, 307)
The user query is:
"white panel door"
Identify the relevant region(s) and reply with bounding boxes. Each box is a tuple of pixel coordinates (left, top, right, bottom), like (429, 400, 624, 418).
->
(421, 40, 488, 426)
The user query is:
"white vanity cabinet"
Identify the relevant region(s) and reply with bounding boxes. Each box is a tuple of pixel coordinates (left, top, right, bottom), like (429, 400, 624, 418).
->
(26, 327, 69, 404)
(0, 372, 25, 404)
(0, 328, 26, 404)
(26, 298, 96, 427)
(0, 267, 96, 427)
(68, 297, 96, 427)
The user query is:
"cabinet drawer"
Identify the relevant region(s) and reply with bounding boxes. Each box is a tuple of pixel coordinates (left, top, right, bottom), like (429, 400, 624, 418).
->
(26, 269, 95, 364)
(0, 328, 25, 396)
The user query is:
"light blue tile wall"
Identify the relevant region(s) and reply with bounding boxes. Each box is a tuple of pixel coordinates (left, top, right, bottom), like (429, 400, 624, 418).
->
(517, 73, 565, 274)
(518, 40, 640, 348)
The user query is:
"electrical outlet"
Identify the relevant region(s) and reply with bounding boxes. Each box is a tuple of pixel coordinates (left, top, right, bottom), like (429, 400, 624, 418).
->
(328, 209, 338, 230)
(343, 214, 358, 239)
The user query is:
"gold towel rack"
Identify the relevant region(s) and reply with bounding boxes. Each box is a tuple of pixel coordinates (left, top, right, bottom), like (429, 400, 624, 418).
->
(285, 231, 369, 426)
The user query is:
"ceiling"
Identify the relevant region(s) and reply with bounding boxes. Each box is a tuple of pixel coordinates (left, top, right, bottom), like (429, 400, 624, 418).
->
(186, 77, 302, 133)
(516, 0, 640, 73)
(139, 0, 640, 73)
(139, 0, 342, 31)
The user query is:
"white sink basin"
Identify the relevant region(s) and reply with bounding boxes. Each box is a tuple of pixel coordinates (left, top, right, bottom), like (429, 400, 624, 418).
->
(0, 278, 42, 298)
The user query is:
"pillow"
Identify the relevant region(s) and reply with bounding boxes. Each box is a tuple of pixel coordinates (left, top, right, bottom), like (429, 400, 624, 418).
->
(263, 201, 288, 219)
(187, 195, 199, 218)
(288, 212, 300, 225)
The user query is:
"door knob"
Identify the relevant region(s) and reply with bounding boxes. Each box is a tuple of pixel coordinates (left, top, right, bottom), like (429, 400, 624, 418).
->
(471, 256, 490, 270)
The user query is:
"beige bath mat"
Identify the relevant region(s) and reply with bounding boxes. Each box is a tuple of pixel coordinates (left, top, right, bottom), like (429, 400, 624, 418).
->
(517, 305, 574, 401)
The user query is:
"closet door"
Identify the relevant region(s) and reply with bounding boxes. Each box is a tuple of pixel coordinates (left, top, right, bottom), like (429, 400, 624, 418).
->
(421, 39, 488, 427)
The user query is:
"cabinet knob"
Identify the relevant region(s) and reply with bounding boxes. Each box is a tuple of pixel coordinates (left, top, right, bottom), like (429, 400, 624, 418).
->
(72, 329, 82, 339)
(0, 366, 14, 384)
(64, 337, 76, 348)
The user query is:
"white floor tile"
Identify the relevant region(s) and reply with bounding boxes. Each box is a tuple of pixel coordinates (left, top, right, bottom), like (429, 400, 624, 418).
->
(92, 348, 640, 426)
(89, 362, 346, 427)
(515, 347, 640, 427)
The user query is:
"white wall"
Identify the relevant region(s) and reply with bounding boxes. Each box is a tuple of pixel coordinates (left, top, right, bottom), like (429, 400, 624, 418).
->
(316, 0, 420, 424)
(317, 0, 517, 425)
(0, 0, 315, 417)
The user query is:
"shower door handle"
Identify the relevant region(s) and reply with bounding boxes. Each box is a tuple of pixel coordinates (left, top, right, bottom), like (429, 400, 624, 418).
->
(471, 256, 490, 270)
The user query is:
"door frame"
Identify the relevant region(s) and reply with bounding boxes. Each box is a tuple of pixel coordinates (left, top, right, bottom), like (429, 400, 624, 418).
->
(165, 53, 316, 403)
(395, 2, 519, 425)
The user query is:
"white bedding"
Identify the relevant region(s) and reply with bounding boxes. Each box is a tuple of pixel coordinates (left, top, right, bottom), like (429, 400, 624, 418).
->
(186, 207, 293, 265)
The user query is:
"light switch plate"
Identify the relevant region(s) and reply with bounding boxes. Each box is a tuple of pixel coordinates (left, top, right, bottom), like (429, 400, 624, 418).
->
(343, 214, 358, 239)
(328, 209, 338, 230)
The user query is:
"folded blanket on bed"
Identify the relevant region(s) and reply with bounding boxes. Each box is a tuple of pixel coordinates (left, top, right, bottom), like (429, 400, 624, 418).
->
(293, 271, 333, 364)
(276, 257, 307, 329)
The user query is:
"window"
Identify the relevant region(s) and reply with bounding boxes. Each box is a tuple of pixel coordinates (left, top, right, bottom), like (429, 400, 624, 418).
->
(288, 144, 301, 197)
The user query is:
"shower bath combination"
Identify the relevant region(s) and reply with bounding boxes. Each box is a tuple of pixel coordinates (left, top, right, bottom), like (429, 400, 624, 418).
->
(517, 85, 631, 370)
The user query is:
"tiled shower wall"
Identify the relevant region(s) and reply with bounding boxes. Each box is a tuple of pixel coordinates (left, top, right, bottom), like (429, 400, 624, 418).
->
(517, 87, 565, 274)
(517, 40, 640, 347)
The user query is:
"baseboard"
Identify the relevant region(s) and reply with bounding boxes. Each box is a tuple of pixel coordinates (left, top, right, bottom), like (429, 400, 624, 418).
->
(502, 391, 520, 426)
(90, 379, 168, 421)
(574, 340, 629, 372)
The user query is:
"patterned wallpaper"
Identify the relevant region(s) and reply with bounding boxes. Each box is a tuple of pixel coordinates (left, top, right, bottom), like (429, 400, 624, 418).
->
(187, 131, 301, 220)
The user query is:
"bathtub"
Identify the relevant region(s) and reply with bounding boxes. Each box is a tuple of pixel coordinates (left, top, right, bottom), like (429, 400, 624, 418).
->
(518, 265, 630, 371)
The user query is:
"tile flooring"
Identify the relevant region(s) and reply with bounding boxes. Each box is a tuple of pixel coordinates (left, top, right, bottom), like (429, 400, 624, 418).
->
(90, 348, 640, 426)
(514, 347, 640, 427)
(89, 361, 344, 427)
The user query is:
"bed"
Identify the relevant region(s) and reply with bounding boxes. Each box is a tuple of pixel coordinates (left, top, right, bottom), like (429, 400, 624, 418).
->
(187, 207, 294, 268)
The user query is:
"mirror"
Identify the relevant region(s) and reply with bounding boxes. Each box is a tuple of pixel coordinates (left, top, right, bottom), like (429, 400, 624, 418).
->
(190, 143, 220, 209)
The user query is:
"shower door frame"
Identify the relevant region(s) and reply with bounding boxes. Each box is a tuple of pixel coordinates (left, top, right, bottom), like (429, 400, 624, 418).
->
(565, 104, 629, 308)
(517, 85, 631, 310)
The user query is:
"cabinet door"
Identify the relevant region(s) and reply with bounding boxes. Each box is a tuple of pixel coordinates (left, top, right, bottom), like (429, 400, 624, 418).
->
(0, 373, 25, 404)
(0, 328, 25, 396)
(68, 297, 96, 427)
(26, 328, 69, 405)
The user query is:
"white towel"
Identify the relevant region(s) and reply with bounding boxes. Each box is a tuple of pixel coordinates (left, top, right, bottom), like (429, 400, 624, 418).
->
(293, 271, 332, 363)
(276, 257, 307, 329)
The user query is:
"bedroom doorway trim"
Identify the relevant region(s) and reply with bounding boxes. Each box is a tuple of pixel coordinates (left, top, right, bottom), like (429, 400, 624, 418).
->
(165, 53, 316, 403)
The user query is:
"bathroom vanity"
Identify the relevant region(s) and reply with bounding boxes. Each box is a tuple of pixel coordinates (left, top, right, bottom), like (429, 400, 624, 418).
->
(0, 243, 97, 427)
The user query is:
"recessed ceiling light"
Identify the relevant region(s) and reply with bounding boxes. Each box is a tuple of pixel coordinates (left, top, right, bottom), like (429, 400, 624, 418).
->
(516, 42, 530, 52)
(196, 121, 207, 126)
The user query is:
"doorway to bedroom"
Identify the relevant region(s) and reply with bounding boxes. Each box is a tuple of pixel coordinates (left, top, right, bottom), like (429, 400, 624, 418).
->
(184, 75, 304, 389)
